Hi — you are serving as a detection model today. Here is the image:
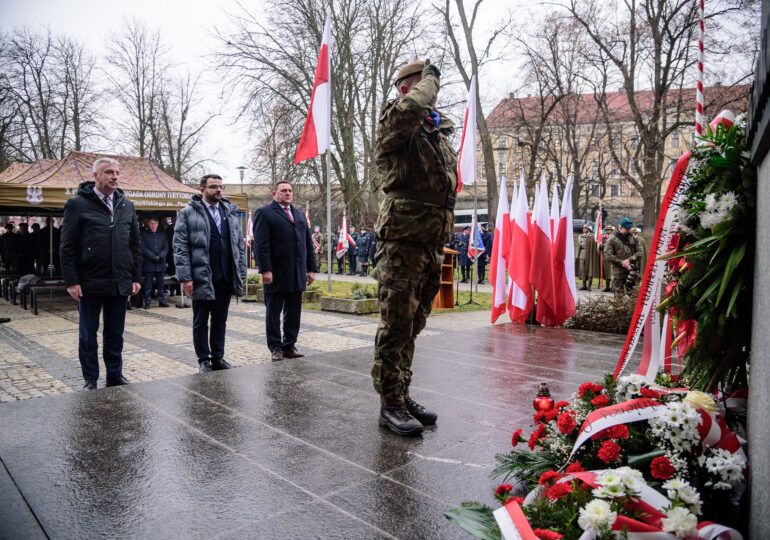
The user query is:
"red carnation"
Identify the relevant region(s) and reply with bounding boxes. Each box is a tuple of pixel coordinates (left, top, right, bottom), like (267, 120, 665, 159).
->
(539, 470, 563, 485)
(504, 496, 525, 506)
(640, 387, 662, 399)
(598, 440, 621, 463)
(578, 382, 594, 397)
(533, 411, 546, 423)
(555, 400, 570, 409)
(565, 462, 584, 473)
(534, 529, 564, 540)
(591, 394, 610, 407)
(557, 412, 577, 434)
(651, 456, 675, 480)
(528, 423, 546, 450)
(512, 429, 523, 447)
(546, 482, 573, 500)
(495, 484, 513, 496)
(606, 424, 629, 440)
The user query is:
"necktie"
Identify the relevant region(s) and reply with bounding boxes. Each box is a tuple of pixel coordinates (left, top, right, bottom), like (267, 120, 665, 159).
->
(210, 205, 221, 232)
(103, 195, 112, 214)
(284, 206, 294, 223)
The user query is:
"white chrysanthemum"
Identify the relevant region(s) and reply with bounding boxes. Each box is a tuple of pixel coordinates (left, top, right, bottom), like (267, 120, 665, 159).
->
(598, 472, 622, 486)
(718, 192, 738, 212)
(616, 466, 644, 481)
(661, 507, 699, 538)
(704, 193, 718, 211)
(663, 478, 687, 498)
(604, 484, 625, 498)
(714, 481, 732, 490)
(677, 485, 701, 506)
(621, 475, 642, 495)
(593, 486, 613, 499)
(578, 499, 617, 532)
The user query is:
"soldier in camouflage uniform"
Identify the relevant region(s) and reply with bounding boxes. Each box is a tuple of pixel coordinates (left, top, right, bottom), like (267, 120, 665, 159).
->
(311, 225, 324, 269)
(604, 217, 642, 294)
(372, 59, 457, 436)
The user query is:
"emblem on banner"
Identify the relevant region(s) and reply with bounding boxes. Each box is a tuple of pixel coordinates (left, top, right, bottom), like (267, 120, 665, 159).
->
(26, 186, 43, 205)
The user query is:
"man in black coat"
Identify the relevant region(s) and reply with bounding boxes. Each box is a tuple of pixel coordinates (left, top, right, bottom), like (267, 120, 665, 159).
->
(357, 226, 371, 276)
(478, 223, 493, 284)
(346, 224, 359, 275)
(141, 216, 169, 308)
(60, 157, 142, 390)
(253, 180, 317, 362)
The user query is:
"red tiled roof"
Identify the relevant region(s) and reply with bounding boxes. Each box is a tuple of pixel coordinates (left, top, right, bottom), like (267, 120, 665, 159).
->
(487, 85, 750, 129)
(1, 152, 197, 193)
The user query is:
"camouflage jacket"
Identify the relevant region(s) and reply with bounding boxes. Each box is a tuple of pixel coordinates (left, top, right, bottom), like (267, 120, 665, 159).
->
(374, 73, 458, 246)
(604, 232, 641, 270)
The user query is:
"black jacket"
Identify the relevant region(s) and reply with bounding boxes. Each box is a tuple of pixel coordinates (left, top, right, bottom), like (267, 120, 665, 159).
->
(141, 229, 168, 273)
(60, 182, 142, 296)
(253, 200, 318, 294)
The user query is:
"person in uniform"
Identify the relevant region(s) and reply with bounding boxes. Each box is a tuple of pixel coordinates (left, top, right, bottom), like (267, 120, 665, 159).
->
(334, 227, 344, 274)
(368, 230, 377, 272)
(372, 59, 457, 436)
(357, 226, 371, 276)
(311, 225, 324, 270)
(457, 226, 471, 283)
(601, 224, 614, 292)
(478, 223, 492, 284)
(633, 227, 648, 272)
(576, 224, 593, 290)
(604, 217, 642, 294)
(346, 224, 359, 275)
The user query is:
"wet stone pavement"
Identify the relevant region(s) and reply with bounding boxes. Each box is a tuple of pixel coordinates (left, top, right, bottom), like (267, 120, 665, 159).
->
(0, 295, 632, 539)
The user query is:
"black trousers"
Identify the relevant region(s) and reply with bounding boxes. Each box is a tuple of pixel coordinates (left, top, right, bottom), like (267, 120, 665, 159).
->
(78, 294, 128, 380)
(347, 251, 357, 273)
(264, 291, 302, 352)
(192, 280, 232, 363)
(478, 260, 487, 281)
(336, 256, 344, 274)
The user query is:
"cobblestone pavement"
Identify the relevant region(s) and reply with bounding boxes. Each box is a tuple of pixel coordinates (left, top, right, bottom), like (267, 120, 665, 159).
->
(0, 293, 493, 403)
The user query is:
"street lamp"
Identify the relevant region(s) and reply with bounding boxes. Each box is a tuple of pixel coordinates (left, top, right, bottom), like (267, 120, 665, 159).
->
(236, 165, 246, 193)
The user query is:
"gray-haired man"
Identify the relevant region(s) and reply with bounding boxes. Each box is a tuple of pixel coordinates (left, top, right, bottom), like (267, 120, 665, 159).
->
(60, 158, 142, 390)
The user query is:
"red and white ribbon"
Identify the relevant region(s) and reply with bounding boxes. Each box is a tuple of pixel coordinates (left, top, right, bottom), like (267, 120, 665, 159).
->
(494, 500, 538, 540)
(695, 0, 705, 135)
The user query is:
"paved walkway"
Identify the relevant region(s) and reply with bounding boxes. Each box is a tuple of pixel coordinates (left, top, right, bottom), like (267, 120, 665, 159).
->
(0, 290, 494, 402)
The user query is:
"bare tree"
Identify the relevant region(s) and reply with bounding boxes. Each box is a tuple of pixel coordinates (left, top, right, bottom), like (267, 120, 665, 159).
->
(55, 35, 100, 153)
(106, 18, 167, 158)
(437, 0, 509, 224)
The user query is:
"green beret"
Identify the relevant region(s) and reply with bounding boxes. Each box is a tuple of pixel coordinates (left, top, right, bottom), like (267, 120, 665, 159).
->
(394, 60, 425, 87)
(619, 217, 634, 229)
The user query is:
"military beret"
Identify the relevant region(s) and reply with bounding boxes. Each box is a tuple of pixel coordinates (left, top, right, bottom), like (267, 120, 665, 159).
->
(394, 60, 425, 87)
(619, 217, 634, 229)
(463, 226, 470, 231)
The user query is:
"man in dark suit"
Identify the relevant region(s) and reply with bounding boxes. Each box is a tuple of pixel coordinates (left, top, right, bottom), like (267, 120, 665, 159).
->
(478, 223, 493, 284)
(141, 216, 169, 308)
(253, 180, 317, 362)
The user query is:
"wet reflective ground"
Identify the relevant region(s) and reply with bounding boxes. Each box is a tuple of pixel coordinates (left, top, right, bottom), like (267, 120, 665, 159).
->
(0, 322, 628, 539)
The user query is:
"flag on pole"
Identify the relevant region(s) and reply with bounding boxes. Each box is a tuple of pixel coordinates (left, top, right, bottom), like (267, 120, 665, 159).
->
(552, 175, 577, 325)
(246, 211, 254, 242)
(490, 179, 510, 323)
(549, 181, 559, 246)
(305, 204, 311, 228)
(530, 171, 558, 326)
(336, 214, 352, 258)
(499, 175, 512, 262)
(294, 15, 331, 164)
(468, 214, 485, 258)
(456, 75, 477, 193)
(595, 208, 603, 245)
(508, 177, 533, 323)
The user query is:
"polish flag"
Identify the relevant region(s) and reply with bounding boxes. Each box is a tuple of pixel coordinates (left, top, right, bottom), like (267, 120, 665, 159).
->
(549, 181, 559, 246)
(294, 15, 331, 164)
(456, 75, 477, 193)
(490, 179, 510, 323)
(530, 172, 558, 326)
(246, 211, 254, 242)
(499, 175, 511, 262)
(595, 208, 603, 245)
(552, 175, 577, 325)
(508, 178, 533, 323)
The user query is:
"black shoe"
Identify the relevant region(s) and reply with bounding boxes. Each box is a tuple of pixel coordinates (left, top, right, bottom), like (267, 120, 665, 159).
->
(579, 285, 588, 291)
(106, 375, 130, 387)
(143, 303, 150, 309)
(158, 301, 169, 308)
(379, 404, 424, 436)
(83, 379, 97, 391)
(405, 398, 438, 425)
(211, 358, 233, 370)
(126, 304, 133, 310)
(460, 279, 468, 283)
(282, 347, 305, 359)
(198, 360, 213, 373)
(602, 287, 612, 292)
(271, 350, 284, 362)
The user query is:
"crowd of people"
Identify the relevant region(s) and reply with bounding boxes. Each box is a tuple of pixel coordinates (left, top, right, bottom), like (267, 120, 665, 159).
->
(0, 218, 61, 275)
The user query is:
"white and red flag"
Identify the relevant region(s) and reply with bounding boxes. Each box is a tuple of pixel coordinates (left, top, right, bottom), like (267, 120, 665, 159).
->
(456, 75, 477, 193)
(468, 214, 485, 258)
(246, 211, 254, 242)
(490, 179, 510, 323)
(552, 175, 577, 325)
(595, 207, 603, 245)
(294, 15, 331, 164)
(335, 213, 356, 258)
(507, 178, 533, 323)
(530, 171, 557, 326)
(305, 204, 311, 228)
(549, 180, 559, 246)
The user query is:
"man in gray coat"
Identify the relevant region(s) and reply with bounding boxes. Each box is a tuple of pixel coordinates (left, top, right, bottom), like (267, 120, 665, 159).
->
(173, 174, 247, 373)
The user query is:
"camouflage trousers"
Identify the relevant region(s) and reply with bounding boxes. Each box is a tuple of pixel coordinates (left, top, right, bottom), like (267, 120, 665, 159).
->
(611, 268, 633, 293)
(372, 240, 443, 405)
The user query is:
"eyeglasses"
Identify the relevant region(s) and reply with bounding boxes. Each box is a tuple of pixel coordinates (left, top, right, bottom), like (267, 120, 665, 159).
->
(206, 184, 225, 191)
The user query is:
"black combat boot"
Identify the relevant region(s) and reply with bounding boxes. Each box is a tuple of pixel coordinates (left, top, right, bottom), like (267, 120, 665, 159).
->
(379, 403, 424, 436)
(405, 398, 438, 425)
(579, 280, 589, 291)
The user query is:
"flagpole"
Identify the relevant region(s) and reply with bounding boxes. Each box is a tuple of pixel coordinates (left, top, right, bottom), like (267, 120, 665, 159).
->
(325, 149, 332, 293)
(473, 177, 479, 294)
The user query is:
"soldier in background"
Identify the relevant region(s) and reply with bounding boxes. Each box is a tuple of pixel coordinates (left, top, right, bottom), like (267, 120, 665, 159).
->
(334, 227, 344, 274)
(372, 59, 456, 436)
(633, 227, 648, 272)
(457, 226, 471, 283)
(604, 217, 642, 294)
(312, 225, 324, 269)
(601, 224, 614, 292)
(576, 224, 594, 290)
(357, 226, 371, 276)
(478, 223, 492, 284)
(346, 223, 359, 275)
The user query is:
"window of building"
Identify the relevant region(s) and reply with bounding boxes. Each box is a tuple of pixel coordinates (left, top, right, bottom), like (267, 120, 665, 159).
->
(670, 132, 680, 148)
(629, 137, 639, 150)
(479, 163, 485, 178)
(670, 159, 677, 174)
(610, 160, 620, 175)
(610, 184, 621, 197)
(628, 159, 636, 176)
(591, 184, 601, 197)
(590, 160, 599, 177)
(498, 162, 506, 177)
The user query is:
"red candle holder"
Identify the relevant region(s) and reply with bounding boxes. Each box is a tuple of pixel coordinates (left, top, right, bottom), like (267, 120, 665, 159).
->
(533, 383, 555, 412)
